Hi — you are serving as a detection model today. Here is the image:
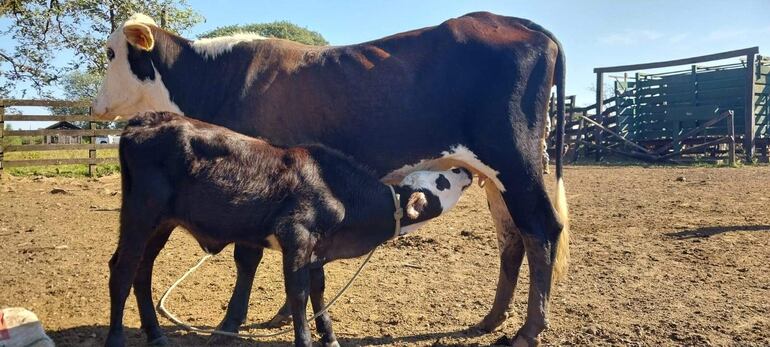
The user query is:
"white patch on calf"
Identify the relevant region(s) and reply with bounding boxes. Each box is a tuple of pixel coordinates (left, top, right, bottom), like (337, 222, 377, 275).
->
(382, 144, 506, 192)
(396, 168, 472, 236)
(192, 33, 267, 60)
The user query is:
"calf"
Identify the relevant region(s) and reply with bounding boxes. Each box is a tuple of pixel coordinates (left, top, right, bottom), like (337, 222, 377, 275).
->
(105, 112, 472, 347)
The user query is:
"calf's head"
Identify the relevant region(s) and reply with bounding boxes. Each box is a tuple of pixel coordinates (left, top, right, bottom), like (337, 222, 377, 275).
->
(396, 167, 473, 235)
(92, 14, 181, 120)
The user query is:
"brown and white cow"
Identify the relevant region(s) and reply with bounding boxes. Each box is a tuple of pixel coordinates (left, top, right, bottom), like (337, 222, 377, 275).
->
(94, 12, 569, 347)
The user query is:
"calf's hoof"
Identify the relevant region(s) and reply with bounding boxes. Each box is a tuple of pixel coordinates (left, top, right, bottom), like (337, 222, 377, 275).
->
(475, 311, 509, 332)
(510, 332, 540, 347)
(147, 335, 169, 346)
(265, 312, 292, 328)
(323, 340, 341, 347)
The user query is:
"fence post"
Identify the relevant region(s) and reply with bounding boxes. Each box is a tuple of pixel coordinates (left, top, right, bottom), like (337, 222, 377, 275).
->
(595, 72, 604, 161)
(728, 110, 736, 166)
(88, 108, 96, 176)
(0, 104, 4, 174)
(744, 53, 756, 163)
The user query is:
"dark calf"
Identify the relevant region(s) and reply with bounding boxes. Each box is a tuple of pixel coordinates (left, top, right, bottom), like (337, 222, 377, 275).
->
(105, 112, 472, 347)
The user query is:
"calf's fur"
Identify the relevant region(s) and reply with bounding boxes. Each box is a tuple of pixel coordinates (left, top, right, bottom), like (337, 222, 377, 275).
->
(106, 112, 470, 347)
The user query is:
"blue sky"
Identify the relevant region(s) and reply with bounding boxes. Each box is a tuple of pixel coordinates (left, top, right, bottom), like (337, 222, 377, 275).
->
(186, 0, 770, 105)
(2, 0, 769, 128)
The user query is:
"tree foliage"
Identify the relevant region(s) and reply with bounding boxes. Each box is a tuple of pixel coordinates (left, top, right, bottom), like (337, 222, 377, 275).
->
(0, 0, 203, 98)
(199, 21, 328, 46)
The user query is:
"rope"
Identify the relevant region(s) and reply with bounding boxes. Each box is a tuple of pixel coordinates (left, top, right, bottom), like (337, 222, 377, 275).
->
(156, 185, 403, 339)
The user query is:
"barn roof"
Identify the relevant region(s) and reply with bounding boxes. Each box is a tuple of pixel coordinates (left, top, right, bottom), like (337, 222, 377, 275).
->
(45, 121, 82, 130)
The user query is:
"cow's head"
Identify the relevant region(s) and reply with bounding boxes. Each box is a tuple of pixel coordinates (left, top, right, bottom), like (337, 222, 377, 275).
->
(92, 14, 181, 120)
(396, 167, 473, 235)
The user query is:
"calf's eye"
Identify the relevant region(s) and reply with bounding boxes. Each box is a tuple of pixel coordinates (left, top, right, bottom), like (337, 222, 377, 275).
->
(106, 47, 115, 60)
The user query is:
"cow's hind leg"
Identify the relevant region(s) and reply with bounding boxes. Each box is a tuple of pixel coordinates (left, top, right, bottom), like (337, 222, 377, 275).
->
(218, 244, 265, 333)
(133, 223, 174, 346)
(500, 180, 564, 347)
(310, 266, 339, 347)
(476, 183, 526, 332)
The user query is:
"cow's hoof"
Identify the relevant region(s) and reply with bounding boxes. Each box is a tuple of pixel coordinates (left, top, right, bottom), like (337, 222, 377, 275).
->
(147, 335, 169, 346)
(104, 332, 125, 347)
(323, 340, 340, 347)
(265, 312, 292, 328)
(475, 311, 509, 332)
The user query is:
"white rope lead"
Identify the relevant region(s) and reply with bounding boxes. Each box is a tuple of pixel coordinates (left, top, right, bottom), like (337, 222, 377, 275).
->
(157, 249, 377, 339)
(156, 184, 401, 339)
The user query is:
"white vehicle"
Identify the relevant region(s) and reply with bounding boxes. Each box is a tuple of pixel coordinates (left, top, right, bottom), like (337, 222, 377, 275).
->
(94, 134, 120, 144)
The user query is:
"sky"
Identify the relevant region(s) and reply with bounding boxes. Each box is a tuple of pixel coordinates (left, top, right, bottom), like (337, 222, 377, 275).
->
(2, 0, 769, 128)
(185, 0, 770, 105)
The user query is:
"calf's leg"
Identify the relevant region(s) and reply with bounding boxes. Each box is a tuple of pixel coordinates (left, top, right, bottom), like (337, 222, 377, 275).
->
(105, 208, 162, 346)
(133, 224, 173, 346)
(279, 225, 314, 347)
(218, 244, 265, 333)
(310, 267, 339, 347)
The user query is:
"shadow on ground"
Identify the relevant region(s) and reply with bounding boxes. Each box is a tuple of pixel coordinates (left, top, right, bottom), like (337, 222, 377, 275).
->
(665, 225, 770, 239)
(48, 324, 497, 346)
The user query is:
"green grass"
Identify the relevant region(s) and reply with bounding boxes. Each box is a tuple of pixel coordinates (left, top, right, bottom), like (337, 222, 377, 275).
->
(3, 149, 120, 177)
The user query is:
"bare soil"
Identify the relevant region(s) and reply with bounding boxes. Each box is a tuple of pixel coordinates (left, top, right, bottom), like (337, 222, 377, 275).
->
(1, 166, 768, 346)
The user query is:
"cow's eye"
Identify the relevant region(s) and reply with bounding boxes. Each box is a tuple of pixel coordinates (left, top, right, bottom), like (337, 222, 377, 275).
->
(106, 47, 115, 61)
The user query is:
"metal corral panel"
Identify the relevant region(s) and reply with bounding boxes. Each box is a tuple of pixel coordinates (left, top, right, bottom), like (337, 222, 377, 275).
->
(616, 59, 769, 141)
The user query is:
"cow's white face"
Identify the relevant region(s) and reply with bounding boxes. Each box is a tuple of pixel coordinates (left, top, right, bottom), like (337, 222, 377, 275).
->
(91, 14, 181, 120)
(397, 167, 473, 235)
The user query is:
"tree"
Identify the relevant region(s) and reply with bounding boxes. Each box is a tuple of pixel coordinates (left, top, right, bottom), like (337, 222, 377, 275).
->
(199, 21, 328, 46)
(50, 70, 103, 128)
(0, 0, 203, 98)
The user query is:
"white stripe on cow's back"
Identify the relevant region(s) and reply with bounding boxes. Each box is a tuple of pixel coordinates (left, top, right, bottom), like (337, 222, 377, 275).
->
(192, 32, 267, 60)
(381, 144, 506, 192)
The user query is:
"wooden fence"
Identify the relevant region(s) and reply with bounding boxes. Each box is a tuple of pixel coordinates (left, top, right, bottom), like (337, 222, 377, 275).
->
(0, 99, 121, 175)
(593, 47, 766, 162)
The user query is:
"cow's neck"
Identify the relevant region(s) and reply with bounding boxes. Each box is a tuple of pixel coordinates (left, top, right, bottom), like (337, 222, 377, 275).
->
(148, 30, 253, 123)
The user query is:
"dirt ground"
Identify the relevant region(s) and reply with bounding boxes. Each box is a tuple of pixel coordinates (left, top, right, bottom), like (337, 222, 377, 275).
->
(1, 165, 768, 347)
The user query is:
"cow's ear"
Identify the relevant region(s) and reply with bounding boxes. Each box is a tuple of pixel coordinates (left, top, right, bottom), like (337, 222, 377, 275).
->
(406, 192, 428, 219)
(124, 23, 155, 51)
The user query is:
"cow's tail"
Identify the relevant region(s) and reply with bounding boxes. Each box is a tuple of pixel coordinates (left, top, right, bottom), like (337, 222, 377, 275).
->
(551, 35, 570, 283)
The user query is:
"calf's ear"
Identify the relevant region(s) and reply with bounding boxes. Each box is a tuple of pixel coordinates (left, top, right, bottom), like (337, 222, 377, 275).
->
(406, 192, 428, 219)
(124, 23, 155, 51)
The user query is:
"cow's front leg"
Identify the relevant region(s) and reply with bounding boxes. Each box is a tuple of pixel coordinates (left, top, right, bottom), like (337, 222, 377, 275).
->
(218, 244, 265, 333)
(477, 184, 526, 332)
(310, 266, 339, 347)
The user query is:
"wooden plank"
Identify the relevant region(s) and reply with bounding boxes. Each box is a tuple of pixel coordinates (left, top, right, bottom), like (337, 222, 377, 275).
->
(728, 112, 736, 165)
(3, 115, 111, 122)
(595, 72, 604, 161)
(5, 129, 123, 137)
(654, 110, 733, 154)
(594, 47, 759, 73)
(3, 157, 118, 168)
(660, 137, 729, 159)
(745, 53, 757, 161)
(0, 99, 91, 107)
(4, 144, 119, 152)
(578, 113, 653, 154)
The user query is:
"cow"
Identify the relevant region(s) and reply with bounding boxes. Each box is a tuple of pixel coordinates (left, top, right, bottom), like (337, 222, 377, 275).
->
(106, 111, 473, 347)
(93, 12, 569, 346)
